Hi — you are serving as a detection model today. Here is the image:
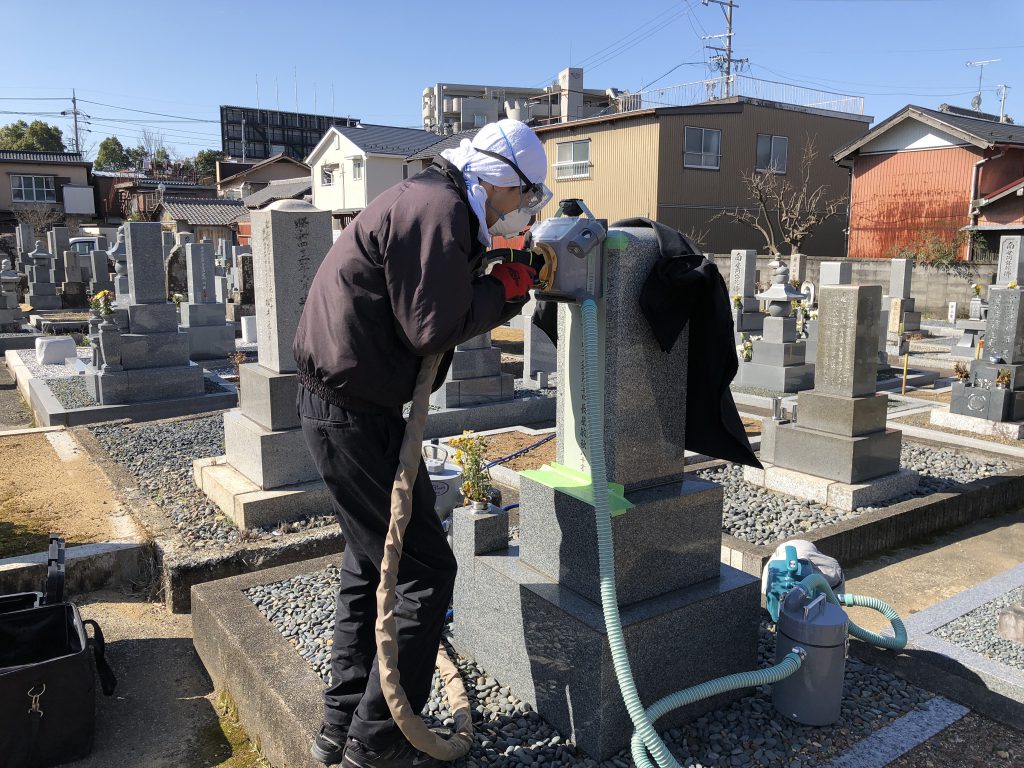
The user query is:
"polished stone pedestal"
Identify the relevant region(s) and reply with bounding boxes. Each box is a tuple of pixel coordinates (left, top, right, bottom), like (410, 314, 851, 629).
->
(931, 406, 1024, 439)
(452, 501, 759, 760)
(737, 316, 814, 393)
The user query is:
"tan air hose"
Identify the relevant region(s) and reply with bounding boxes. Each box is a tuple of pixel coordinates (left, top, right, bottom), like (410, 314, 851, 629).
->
(374, 353, 474, 761)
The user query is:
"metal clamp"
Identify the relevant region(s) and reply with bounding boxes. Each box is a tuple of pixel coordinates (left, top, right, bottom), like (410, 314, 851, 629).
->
(803, 593, 827, 620)
(27, 684, 45, 718)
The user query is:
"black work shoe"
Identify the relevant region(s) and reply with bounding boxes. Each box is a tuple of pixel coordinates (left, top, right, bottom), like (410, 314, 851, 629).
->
(342, 736, 438, 768)
(310, 722, 349, 765)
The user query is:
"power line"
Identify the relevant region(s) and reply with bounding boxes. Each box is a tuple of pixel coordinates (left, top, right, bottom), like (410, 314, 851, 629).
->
(76, 98, 216, 123)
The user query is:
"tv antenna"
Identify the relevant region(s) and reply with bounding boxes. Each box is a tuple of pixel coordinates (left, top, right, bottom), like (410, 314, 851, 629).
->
(966, 58, 1000, 111)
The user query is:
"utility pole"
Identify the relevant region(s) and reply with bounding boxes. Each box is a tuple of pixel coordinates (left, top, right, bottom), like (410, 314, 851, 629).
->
(241, 117, 247, 162)
(997, 84, 1011, 123)
(71, 89, 80, 153)
(702, 0, 745, 98)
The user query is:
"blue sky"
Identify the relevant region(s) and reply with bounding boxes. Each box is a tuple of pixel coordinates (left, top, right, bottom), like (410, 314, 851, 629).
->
(4, 0, 1023, 158)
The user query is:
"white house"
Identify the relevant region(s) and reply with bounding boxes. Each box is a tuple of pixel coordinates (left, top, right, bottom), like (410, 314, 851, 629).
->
(306, 123, 438, 230)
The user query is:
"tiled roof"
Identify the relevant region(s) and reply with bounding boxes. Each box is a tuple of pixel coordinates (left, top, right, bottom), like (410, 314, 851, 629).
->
(0, 150, 86, 164)
(155, 197, 246, 226)
(331, 124, 439, 156)
(218, 153, 309, 185)
(913, 105, 1024, 145)
(405, 129, 481, 161)
(243, 177, 312, 208)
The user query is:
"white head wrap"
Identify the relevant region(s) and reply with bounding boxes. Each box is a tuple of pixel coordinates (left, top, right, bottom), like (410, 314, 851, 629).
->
(440, 119, 547, 246)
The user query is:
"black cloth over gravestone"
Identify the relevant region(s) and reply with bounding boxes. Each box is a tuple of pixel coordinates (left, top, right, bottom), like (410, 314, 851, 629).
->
(531, 217, 758, 469)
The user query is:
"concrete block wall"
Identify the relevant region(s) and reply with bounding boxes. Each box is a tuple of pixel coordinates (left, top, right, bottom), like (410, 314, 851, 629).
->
(712, 254, 998, 320)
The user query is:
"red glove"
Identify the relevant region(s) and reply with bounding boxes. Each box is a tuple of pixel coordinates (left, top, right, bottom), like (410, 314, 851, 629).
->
(489, 262, 537, 301)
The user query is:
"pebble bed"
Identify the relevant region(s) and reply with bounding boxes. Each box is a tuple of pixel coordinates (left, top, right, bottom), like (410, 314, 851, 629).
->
(43, 373, 231, 410)
(700, 443, 1010, 546)
(90, 415, 335, 547)
(932, 585, 1024, 671)
(17, 347, 91, 379)
(247, 565, 933, 768)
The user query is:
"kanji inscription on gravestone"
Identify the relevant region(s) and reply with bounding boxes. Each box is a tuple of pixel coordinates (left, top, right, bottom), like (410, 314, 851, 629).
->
(997, 236, 1024, 286)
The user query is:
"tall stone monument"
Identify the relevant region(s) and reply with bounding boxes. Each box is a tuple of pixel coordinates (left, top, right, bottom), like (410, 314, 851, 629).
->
(85, 222, 205, 405)
(194, 201, 333, 529)
(0, 260, 22, 328)
(453, 227, 758, 759)
(179, 241, 235, 363)
(108, 228, 129, 303)
(60, 251, 88, 308)
(879, 259, 921, 361)
(737, 258, 814, 392)
(805, 260, 853, 362)
(729, 249, 763, 332)
(88, 249, 114, 295)
(46, 226, 69, 284)
(14, 223, 34, 270)
(996, 235, 1024, 287)
(225, 248, 254, 323)
(936, 284, 1024, 436)
(25, 242, 62, 311)
(747, 284, 918, 509)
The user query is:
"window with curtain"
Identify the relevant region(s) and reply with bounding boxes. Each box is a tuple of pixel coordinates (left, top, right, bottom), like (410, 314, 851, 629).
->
(554, 139, 591, 179)
(11, 175, 56, 203)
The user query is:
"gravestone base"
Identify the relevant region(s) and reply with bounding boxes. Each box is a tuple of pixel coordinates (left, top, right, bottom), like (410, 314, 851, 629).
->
(86, 363, 204, 405)
(226, 303, 255, 322)
(60, 282, 88, 308)
(430, 372, 515, 408)
(743, 462, 919, 511)
(951, 321, 985, 358)
(193, 456, 331, 530)
(27, 292, 62, 311)
(948, 381, 1024, 422)
(222, 410, 320, 490)
(452, 504, 759, 760)
(735, 311, 764, 333)
(804, 320, 819, 363)
(182, 323, 235, 361)
(930, 407, 1024, 440)
(760, 418, 902, 484)
(737, 361, 815, 393)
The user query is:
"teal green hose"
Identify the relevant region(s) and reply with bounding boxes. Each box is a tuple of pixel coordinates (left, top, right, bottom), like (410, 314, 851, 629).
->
(579, 299, 804, 768)
(797, 574, 908, 651)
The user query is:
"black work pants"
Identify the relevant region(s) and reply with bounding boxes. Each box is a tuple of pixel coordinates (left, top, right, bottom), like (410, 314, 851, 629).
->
(298, 384, 457, 751)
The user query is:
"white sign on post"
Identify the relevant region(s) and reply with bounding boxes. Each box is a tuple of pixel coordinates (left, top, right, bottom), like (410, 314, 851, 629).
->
(948, 301, 958, 324)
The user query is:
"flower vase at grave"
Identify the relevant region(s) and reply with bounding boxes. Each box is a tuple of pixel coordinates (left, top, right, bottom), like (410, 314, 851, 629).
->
(98, 317, 123, 371)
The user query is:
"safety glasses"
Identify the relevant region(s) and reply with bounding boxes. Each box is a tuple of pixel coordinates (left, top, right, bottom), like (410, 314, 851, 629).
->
(474, 148, 554, 215)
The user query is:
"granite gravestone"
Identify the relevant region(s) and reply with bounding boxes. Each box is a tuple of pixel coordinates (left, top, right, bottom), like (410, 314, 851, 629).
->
(753, 285, 915, 505)
(85, 222, 204, 405)
(454, 226, 759, 759)
(225, 251, 254, 322)
(430, 331, 514, 408)
(996, 236, 1024, 287)
(879, 259, 921, 359)
(522, 300, 556, 389)
(47, 227, 69, 284)
(0, 259, 21, 327)
(88, 250, 114, 295)
(108, 229, 129, 303)
(737, 258, 814, 392)
(948, 287, 1024, 422)
(178, 241, 234, 363)
(15, 223, 34, 269)
(25, 241, 61, 311)
(60, 250, 88, 308)
(948, 302, 958, 324)
(195, 200, 334, 530)
(819, 260, 852, 286)
(729, 249, 763, 332)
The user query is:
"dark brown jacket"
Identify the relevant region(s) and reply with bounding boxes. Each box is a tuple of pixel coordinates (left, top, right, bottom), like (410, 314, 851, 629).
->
(294, 159, 517, 409)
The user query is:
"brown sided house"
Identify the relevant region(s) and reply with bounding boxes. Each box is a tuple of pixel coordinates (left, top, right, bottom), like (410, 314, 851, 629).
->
(833, 104, 1024, 260)
(532, 96, 870, 255)
(0, 150, 95, 231)
(151, 197, 246, 245)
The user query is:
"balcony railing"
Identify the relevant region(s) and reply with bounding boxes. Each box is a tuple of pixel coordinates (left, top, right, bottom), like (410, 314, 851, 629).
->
(607, 75, 864, 117)
(554, 161, 591, 180)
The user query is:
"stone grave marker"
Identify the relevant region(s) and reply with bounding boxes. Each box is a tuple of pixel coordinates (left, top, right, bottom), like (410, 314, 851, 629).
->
(996, 235, 1024, 287)
(61, 250, 87, 307)
(948, 302, 958, 324)
(179, 241, 234, 363)
(26, 241, 61, 311)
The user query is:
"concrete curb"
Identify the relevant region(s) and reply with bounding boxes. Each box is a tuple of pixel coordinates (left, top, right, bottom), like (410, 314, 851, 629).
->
(0, 541, 153, 597)
(192, 554, 338, 768)
(0, 332, 42, 354)
(71, 421, 345, 613)
(895, 421, 1024, 460)
(852, 563, 1024, 731)
(720, 465, 1024, 579)
(424, 392, 555, 439)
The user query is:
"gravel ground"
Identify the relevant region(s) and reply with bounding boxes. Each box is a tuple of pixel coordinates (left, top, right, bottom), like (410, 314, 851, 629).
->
(700, 443, 1010, 546)
(90, 415, 335, 547)
(932, 585, 1024, 671)
(18, 346, 91, 378)
(44, 375, 96, 409)
(248, 565, 934, 768)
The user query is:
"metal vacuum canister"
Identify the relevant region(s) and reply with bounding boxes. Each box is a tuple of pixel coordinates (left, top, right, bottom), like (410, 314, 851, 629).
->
(423, 443, 463, 523)
(773, 585, 849, 726)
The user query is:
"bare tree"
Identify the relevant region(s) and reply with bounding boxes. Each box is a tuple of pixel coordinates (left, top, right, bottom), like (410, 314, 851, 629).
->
(717, 137, 847, 256)
(12, 203, 63, 240)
